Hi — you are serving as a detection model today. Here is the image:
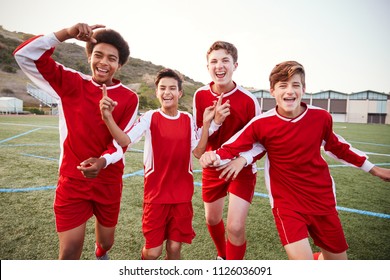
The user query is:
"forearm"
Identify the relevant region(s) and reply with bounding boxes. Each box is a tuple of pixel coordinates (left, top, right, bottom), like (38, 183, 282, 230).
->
(104, 115, 131, 147)
(193, 122, 210, 159)
(54, 28, 74, 42)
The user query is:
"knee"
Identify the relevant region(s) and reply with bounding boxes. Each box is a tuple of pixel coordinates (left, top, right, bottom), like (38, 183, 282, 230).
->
(59, 242, 83, 260)
(227, 221, 245, 239)
(166, 241, 181, 255)
(143, 246, 163, 260)
(205, 214, 222, 226)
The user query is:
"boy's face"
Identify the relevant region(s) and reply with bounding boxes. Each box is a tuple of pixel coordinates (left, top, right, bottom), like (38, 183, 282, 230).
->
(207, 49, 237, 88)
(270, 73, 305, 118)
(156, 77, 182, 112)
(88, 43, 121, 86)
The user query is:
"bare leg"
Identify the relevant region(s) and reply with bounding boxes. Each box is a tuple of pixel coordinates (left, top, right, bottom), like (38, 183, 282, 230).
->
(58, 223, 86, 260)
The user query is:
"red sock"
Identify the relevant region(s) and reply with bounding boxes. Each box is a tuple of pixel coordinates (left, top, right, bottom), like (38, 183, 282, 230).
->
(226, 239, 246, 260)
(95, 242, 108, 258)
(207, 220, 226, 259)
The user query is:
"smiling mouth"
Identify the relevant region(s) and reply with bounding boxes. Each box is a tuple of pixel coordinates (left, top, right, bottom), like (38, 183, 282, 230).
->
(215, 71, 226, 78)
(284, 97, 296, 102)
(96, 67, 109, 74)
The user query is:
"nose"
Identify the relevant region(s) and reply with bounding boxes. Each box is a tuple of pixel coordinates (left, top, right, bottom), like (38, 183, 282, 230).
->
(216, 60, 223, 69)
(286, 84, 294, 94)
(100, 56, 109, 65)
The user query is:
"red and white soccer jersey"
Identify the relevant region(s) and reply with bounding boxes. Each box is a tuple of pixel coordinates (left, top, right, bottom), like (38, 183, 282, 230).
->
(216, 103, 374, 215)
(126, 109, 198, 204)
(193, 82, 261, 173)
(13, 33, 139, 184)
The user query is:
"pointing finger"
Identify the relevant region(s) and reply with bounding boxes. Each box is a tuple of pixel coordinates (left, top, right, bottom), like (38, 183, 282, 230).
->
(216, 92, 224, 107)
(102, 84, 107, 98)
(90, 24, 106, 30)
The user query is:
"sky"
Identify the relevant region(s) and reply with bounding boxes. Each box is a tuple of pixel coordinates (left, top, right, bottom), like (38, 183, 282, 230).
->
(1, 0, 390, 93)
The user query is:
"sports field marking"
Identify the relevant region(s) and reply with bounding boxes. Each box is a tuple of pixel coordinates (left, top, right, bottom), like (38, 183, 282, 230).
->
(0, 143, 57, 147)
(0, 128, 42, 144)
(20, 153, 58, 161)
(1, 176, 389, 220)
(0, 122, 58, 129)
(349, 140, 390, 148)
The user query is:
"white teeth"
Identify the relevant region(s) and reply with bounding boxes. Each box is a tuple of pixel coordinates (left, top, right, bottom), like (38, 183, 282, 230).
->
(97, 68, 108, 73)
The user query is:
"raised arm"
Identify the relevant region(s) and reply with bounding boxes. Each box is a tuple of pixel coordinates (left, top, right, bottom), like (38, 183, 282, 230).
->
(193, 102, 216, 158)
(54, 23, 105, 43)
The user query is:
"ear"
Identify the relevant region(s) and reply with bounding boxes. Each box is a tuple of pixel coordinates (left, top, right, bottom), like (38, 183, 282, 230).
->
(270, 88, 275, 97)
(88, 56, 91, 63)
(179, 90, 183, 98)
(233, 62, 238, 71)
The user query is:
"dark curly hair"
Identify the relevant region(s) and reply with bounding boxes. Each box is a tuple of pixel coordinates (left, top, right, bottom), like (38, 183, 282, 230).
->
(85, 29, 130, 65)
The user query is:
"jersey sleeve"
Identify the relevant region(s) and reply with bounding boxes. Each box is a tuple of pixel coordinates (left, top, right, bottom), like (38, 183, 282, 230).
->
(126, 110, 153, 144)
(217, 118, 263, 161)
(13, 33, 63, 100)
(322, 113, 373, 172)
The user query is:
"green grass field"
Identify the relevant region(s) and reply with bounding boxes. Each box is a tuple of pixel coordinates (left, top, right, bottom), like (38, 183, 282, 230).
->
(0, 115, 389, 260)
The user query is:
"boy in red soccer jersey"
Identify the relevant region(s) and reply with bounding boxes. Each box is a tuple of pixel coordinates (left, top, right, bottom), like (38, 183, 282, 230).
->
(14, 23, 139, 260)
(100, 68, 215, 259)
(199, 60, 390, 260)
(193, 41, 263, 260)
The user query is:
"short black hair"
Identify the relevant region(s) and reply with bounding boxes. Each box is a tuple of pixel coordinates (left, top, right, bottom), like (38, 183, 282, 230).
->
(154, 68, 183, 91)
(86, 29, 130, 65)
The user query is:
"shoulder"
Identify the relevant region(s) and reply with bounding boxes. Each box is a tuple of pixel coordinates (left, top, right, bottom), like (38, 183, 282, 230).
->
(236, 85, 258, 100)
(307, 104, 330, 115)
(306, 104, 332, 121)
(179, 111, 194, 120)
(194, 84, 211, 98)
(113, 84, 139, 101)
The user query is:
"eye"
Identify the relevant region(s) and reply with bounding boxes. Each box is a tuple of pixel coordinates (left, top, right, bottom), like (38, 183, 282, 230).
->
(108, 56, 118, 62)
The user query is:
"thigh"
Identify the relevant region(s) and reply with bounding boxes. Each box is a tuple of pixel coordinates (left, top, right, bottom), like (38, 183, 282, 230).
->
(201, 169, 229, 203)
(228, 169, 256, 203)
(272, 207, 309, 246)
(284, 238, 313, 260)
(58, 223, 87, 259)
(142, 203, 168, 249)
(54, 175, 93, 232)
(167, 203, 196, 244)
(227, 193, 251, 228)
(93, 181, 123, 228)
(309, 213, 349, 254)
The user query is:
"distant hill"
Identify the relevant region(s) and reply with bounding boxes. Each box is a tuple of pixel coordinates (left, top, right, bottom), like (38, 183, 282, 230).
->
(0, 25, 204, 112)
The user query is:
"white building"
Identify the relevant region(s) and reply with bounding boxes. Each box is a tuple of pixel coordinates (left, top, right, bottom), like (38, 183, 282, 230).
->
(0, 97, 23, 114)
(252, 90, 390, 124)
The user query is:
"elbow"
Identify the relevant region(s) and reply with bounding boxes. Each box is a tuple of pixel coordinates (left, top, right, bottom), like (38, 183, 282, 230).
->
(192, 149, 202, 159)
(119, 137, 131, 148)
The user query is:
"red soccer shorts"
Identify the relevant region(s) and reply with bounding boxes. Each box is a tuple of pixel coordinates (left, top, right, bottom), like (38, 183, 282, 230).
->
(272, 207, 349, 254)
(142, 202, 196, 249)
(201, 166, 257, 203)
(54, 175, 123, 232)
